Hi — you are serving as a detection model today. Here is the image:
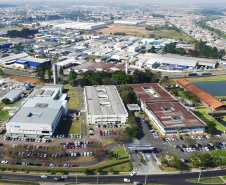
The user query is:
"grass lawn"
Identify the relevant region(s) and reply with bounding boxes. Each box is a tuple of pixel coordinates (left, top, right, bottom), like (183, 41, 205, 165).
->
(67, 97, 79, 109)
(98, 147, 132, 172)
(67, 88, 78, 96)
(187, 177, 224, 184)
(195, 107, 226, 132)
(102, 139, 116, 145)
(173, 75, 226, 82)
(0, 110, 9, 121)
(57, 116, 81, 135)
(223, 176, 226, 180)
(0, 38, 8, 42)
(0, 27, 22, 31)
(51, 60, 57, 65)
(0, 179, 39, 185)
(87, 55, 100, 60)
(158, 165, 177, 172)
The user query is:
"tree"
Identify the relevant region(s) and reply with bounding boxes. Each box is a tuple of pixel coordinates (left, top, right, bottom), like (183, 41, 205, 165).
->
(36, 63, 46, 81)
(83, 168, 92, 175)
(2, 98, 10, 104)
(148, 46, 156, 53)
(96, 167, 102, 174)
(59, 66, 64, 75)
(68, 69, 77, 82)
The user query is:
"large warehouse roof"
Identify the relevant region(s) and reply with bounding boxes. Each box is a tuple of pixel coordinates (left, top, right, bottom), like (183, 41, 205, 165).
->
(137, 54, 198, 67)
(9, 99, 62, 125)
(130, 83, 177, 103)
(146, 102, 207, 129)
(85, 85, 127, 116)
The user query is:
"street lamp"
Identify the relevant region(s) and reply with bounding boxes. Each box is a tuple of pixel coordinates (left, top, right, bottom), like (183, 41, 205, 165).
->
(198, 168, 202, 182)
(76, 172, 77, 184)
(97, 174, 99, 184)
(145, 175, 148, 184)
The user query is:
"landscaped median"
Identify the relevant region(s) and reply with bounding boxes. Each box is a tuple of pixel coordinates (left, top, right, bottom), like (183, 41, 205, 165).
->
(0, 147, 132, 174)
(187, 176, 225, 184)
(0, 179, 39, 185)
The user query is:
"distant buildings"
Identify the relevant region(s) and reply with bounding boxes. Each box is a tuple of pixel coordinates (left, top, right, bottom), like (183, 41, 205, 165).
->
(40, 21, 107, 30)
(114, 19, 146, 25)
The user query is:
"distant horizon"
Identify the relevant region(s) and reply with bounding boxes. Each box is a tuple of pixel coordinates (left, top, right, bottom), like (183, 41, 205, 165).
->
(0, 0, 226, 5)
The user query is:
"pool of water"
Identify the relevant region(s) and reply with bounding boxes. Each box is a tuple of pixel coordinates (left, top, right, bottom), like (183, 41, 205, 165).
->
(193, 81, 226, 96)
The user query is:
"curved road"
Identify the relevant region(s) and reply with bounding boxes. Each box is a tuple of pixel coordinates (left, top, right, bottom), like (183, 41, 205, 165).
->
(0, 170, 225, 185)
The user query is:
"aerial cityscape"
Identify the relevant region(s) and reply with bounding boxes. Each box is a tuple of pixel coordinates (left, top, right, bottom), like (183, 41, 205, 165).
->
(0, 0, 225, 185)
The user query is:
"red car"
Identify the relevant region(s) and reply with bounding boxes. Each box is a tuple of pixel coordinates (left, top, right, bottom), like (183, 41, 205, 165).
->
(89, 141, 92, 144)
(9, 162, 14, 165)
(57, 164, 63, 167)
(43, 163, 49, 167)
(72, 164, 78, 167)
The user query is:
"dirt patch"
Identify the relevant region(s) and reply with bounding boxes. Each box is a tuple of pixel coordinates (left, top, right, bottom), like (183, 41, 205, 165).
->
(10, 76, 41, 84)
(99, 24, 146, 35)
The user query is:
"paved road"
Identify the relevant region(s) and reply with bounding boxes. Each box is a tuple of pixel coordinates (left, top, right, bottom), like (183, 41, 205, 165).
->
(0, 170, 225, 185)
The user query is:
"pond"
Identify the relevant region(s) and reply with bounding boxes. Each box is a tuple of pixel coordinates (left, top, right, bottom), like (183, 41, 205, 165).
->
(193, 81, 226, 97)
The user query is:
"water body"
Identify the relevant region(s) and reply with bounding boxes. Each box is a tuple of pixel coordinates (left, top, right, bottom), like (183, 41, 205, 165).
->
(193, 81, 226, 96)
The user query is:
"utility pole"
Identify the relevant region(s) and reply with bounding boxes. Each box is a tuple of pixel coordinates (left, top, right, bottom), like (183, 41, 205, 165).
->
(76, 172, 77, 184)
(145, 175, 148, 184)
(97, 174, 99, 184)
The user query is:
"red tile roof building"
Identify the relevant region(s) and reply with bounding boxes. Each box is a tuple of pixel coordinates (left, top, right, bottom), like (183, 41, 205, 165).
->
(131, 83, 207, 135)
(176, 79, 226, 111)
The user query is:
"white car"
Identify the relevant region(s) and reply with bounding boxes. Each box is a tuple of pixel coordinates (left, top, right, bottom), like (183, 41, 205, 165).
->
(124, 178, 131, 182)
(61, 175, 68, 179)
(1, 160, 8, 164)
(41, 175, 48, 178)
(130, 172, 137, 176)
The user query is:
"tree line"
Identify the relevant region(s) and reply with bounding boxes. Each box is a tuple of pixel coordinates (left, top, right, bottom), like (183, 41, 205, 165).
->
(7, 28, 38, 38)
(163, 41, 226, 59)
(80, 69, 160, 87)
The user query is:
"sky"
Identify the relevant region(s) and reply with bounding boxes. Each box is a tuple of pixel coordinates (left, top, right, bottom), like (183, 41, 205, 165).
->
(1, 0, 226, 4)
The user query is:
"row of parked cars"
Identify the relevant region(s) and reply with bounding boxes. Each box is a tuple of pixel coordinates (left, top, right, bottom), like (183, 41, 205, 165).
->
(56, 134, 81, 139)
(4, 137, 51, 143)
(175, 142, 225, 152)
(60, 141, 92, 149)
(1, 161, 78, 167)
(142, 117, 159, 139)
(98, 124, 121, 128)
(99, 130, 118, 136)
(13, 151, 93, 158)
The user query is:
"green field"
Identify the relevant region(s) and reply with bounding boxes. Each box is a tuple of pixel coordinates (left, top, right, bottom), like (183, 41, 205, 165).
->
(67, 97, 79, 109)
(0, 38, 8, 42)
(96, 147, 132, 172)
(195, 107, 226, 132)
(57, 116, 81, 135)
(0, 110, 9, 121)
(173, 75, 226, 82)
(187, 177, 224, 184)
(0, 179, 39, 185)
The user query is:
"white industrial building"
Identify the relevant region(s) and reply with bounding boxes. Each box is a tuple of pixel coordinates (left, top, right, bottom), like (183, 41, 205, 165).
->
(1, 89, 23, 103)
(6, 98, 67, 137)
(114, 19, 146, 25)
(84, 85, 128, 124)
(40, 21, 107, 30)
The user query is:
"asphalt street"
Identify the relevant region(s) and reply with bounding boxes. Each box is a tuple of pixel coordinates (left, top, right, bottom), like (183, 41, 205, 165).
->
(0, 170, 225, 185)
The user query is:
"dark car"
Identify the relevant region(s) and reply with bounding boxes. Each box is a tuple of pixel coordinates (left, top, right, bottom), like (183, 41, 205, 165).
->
(54, 178, 64, 181)
(35, 163, 42, 166)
